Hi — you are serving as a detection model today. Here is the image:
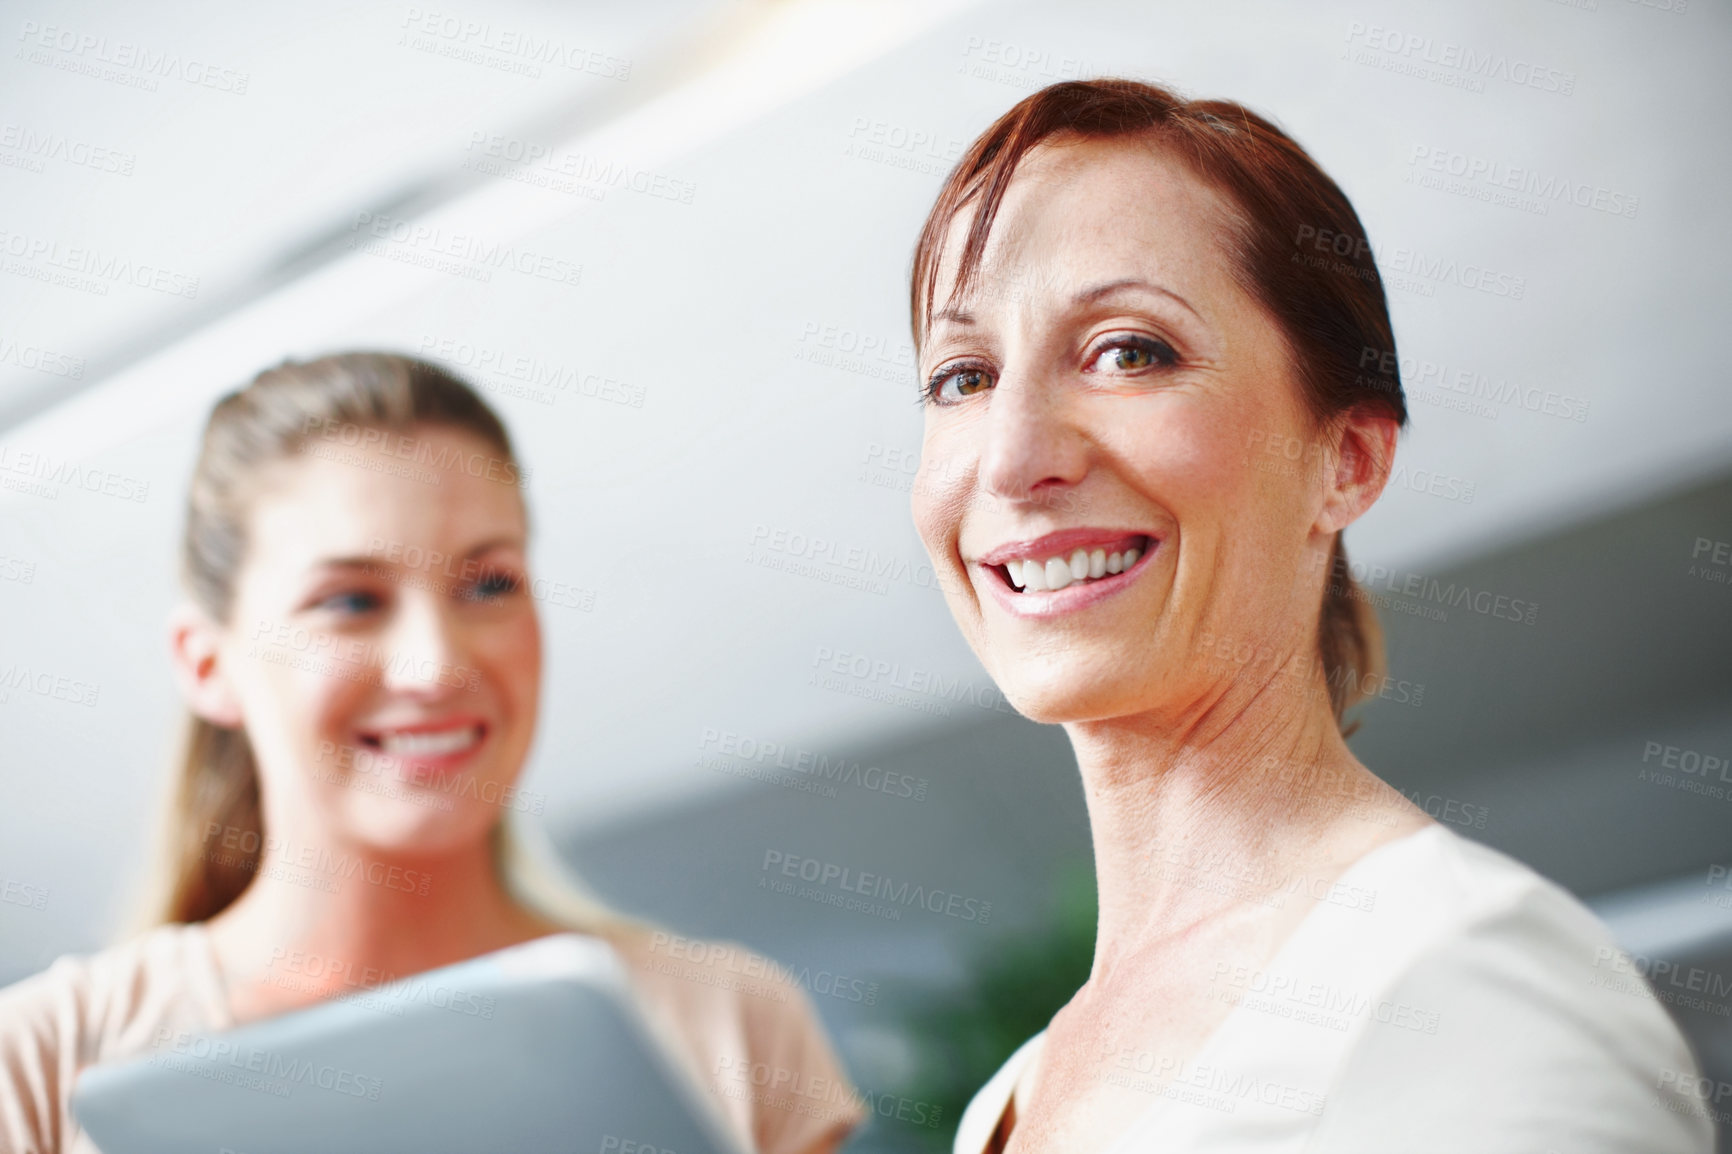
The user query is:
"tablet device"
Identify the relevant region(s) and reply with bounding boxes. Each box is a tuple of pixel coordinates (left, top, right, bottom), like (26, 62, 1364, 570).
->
(71, 933, 751, 1154)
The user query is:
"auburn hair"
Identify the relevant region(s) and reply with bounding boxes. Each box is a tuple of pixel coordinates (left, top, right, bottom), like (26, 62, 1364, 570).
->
(909, 78, 1406, 725)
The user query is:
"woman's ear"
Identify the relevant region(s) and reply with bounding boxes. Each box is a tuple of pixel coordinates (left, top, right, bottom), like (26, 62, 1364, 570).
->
(168, 603, 244, 728)
(1316, 409, 1399, 536)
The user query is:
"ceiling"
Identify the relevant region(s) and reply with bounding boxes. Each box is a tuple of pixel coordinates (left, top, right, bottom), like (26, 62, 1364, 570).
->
(2, 0, 1728, 974)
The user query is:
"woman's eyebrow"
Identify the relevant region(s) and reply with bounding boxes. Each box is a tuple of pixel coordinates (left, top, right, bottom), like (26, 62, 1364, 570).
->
(310, 537, 525, 572)
(1073, 277, 1202, 321)
(459, 537, 526, 558)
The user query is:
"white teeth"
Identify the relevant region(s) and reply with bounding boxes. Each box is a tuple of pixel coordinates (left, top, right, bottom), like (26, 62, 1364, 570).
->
(1002, 541, 1150, 592)
(377, 725, 481, 756)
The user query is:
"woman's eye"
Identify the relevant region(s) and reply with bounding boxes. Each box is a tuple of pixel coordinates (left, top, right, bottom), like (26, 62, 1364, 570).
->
(464, 572, 522, 602)
(1091, 336, 1178, 373)
(313, 590, 382, 615)
(925, 365, 997, 405)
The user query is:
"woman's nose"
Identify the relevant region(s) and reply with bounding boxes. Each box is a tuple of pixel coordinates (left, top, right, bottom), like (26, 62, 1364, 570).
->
(976, 375, 1090, 508)
(376, 595, 468, 696)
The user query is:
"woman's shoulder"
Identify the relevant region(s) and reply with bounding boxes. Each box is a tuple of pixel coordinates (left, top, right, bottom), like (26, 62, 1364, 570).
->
(1309, 824, 1697, 1049)
(600, 924, 866, 1154)
(1347, 823, 1694, 1046)
(0, 923, 226, 1154)
(607, 923, 790, 1000)
(1295, 825, 1715, 1151)
(604, 923, 832, 1039)
(1315, 822, 1621, 964)
(0, 923, 220, 1040)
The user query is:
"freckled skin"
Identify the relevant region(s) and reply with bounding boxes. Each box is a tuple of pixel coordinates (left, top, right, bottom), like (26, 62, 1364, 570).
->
(914, 136, 1329, 726)
(911, 137, 1430, 1153)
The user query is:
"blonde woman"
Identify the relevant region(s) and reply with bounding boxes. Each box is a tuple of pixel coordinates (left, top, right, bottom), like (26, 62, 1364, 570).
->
(0, 353, 862, 1154)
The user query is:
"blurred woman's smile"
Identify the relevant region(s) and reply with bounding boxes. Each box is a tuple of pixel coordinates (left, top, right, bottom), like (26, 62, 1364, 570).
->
(354, 716, 491, 782)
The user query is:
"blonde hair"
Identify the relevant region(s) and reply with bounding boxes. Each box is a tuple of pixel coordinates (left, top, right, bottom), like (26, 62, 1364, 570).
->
(137, 352, 629, 934)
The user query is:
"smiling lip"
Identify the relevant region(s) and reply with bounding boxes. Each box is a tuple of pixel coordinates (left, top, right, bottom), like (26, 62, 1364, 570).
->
(978, 529, 1152, 567)
(972, 528, 1161, 618)
(354, 717, 489, 776)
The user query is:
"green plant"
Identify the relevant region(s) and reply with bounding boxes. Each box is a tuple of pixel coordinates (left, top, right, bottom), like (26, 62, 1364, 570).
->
(886, 861, 1098, 1150)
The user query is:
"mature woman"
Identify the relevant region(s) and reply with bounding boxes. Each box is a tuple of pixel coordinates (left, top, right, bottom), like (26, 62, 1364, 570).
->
(0, 354, 862, 1154)
(908, 80, 1711, 1153)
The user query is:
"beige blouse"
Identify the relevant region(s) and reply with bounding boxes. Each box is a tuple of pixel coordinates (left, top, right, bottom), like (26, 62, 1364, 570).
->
(0, 922, 864, 1154)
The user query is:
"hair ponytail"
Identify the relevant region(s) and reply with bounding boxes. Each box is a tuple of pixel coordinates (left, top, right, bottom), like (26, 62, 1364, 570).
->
(135, 352, 625, 936)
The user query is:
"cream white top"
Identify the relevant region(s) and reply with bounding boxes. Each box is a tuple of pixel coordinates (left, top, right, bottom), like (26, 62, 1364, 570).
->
(0, 922, 863, 1154)
(954, 825, 1715, 1153)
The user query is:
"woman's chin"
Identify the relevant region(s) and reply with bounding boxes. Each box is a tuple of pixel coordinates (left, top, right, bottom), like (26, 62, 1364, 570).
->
(340, 795, 494, 858)
(998, 672, 1155, 727)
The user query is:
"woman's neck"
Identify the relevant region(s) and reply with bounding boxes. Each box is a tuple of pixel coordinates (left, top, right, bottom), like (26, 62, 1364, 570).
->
(203, 827, 561, 1019)
(1066, 667, 1424, 982)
